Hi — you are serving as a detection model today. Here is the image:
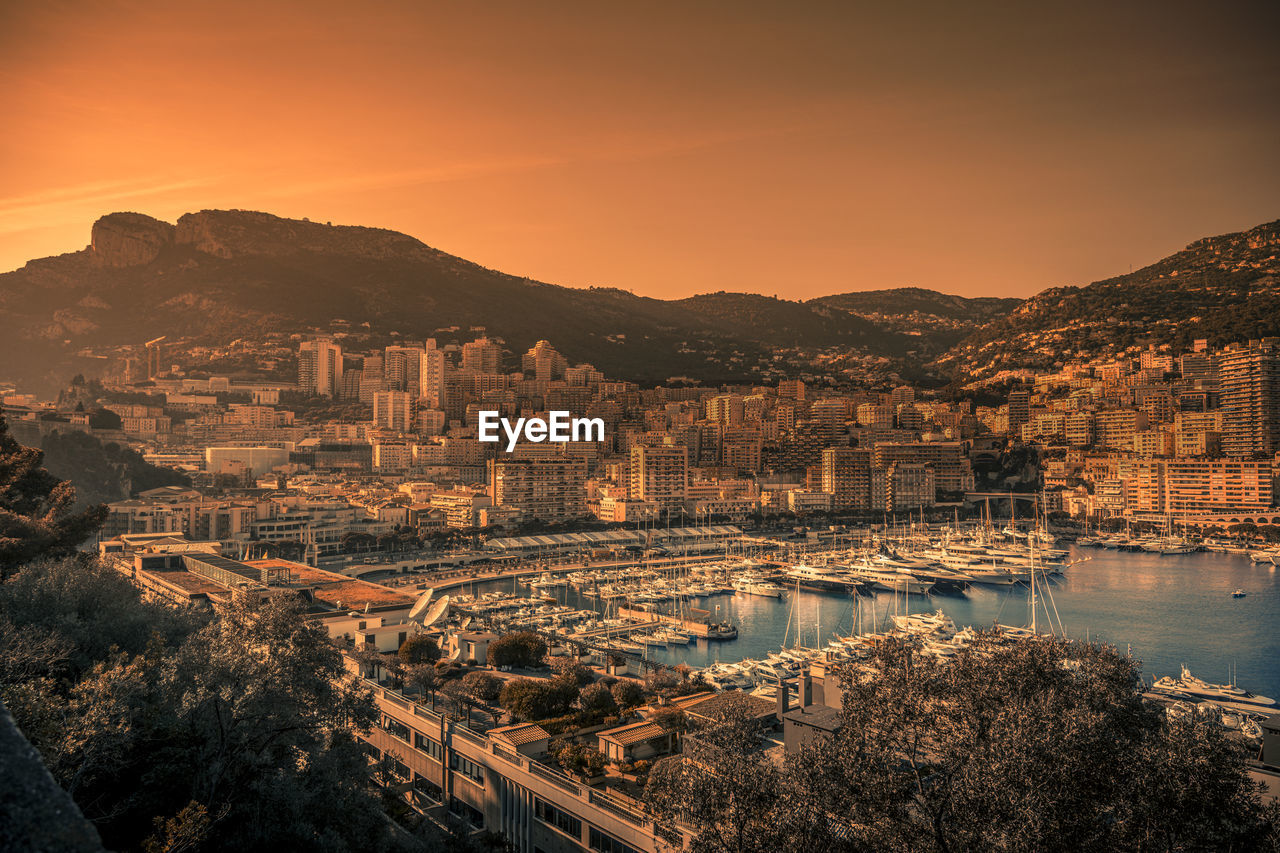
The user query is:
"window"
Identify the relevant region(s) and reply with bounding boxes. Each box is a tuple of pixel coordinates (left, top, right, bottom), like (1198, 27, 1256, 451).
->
(589, 828, 641, 853)
(381, 715, 411, 743)
(449, 753, 485, 784)
(415, 732, 443, 762)
(412, 773, 442, 804)
(449, 796, 485, 828)
(534, 799, 582, 839)
(387, 758, 409, 781)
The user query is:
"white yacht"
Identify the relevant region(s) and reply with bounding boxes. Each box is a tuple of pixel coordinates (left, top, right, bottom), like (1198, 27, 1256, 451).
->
(732, 577, 787, 598)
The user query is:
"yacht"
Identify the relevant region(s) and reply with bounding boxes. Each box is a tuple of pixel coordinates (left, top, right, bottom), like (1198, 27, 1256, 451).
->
(784, 562, 864, 593)
(849, 564, 934, 595)
(732, 577, 787, 598)
(1170, 666, 1274, 707)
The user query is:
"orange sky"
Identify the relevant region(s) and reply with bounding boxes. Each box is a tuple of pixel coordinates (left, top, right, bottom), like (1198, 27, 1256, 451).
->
(2, 0, 1277, 299)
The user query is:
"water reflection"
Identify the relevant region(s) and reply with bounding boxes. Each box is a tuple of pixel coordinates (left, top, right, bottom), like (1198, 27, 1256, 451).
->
(477, 547, 1280, 698)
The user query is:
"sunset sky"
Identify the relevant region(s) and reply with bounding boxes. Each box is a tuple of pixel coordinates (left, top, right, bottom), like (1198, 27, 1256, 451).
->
(2, 0, 1277, 300)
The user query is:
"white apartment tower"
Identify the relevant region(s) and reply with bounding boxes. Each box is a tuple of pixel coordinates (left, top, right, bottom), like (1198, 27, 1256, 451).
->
(299, 338, 342, 397)
(419, 339, 447, 409)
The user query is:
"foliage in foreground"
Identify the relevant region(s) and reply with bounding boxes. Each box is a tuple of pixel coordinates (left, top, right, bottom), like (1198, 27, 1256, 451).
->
(645, 636, 1280, 853)
(0, 566, 398, 852)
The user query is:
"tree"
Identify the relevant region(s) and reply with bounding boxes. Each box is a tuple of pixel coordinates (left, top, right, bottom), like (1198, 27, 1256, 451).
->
(461, 671, 502, 703)
(610, 679, 644, 709)
(498, 677, 577, 722)
(87, 408, 122, 430)
(487, 632, 547, 668)
(0, 415, 106, 573)
(576, 682, 617, 719)
(550, 657, 593, 686)
(398, 633, 441, 666)
(784, 635, 1280, 852)
(405, 663, 441, 707)
(644, 693, 787, 853)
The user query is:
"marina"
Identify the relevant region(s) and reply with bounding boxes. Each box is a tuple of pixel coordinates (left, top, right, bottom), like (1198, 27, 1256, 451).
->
(460, 540, 1280, 707)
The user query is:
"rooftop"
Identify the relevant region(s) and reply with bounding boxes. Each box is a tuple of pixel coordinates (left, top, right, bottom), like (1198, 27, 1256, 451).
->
(488, 723, 549, 747)
(599, 720, 671, 747)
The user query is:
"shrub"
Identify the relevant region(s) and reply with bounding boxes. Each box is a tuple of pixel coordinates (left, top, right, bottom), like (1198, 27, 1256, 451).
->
(398, 634, 441, 666)
(461, 671, 502, 702)
(498, 677, 578, 721)
(488, 632, 548, 668)
(611, 680, 644, 708)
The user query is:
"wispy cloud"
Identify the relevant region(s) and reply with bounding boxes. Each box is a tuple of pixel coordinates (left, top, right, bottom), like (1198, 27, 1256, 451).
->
(0, 177, 217, 235)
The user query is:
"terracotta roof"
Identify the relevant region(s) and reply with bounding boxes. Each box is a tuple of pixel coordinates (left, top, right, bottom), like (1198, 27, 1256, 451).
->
(599, 720, 670, 747)
(489, 723, 549, 747)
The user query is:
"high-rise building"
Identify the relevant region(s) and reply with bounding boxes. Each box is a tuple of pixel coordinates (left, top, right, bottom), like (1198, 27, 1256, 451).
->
(419, 340, 447, 409)
(1007, 389, 1031, 436)
(628, 444, 688, 513)
(384, 345, 424, 392)
(489, 457, 587, 522)
(358, 354, 384, 404)
(778, 379, 806, 401)
(461, 337, 504, 374)
(706, 394, 745, 425)
(521, 340, 567, 382)
(298, 338, 342, 397)
(821, 446, 872, 510)
(372, 390, 413, 432)
(1218, 339, 1280, 458)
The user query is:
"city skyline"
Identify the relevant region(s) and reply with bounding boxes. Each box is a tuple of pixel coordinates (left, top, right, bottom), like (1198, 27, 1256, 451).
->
(3, 0, 1278, 299)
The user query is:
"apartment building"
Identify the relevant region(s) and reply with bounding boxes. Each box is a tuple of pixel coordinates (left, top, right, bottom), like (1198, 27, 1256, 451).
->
(490, 457, 588, 523)
(628, 445, 688, 513)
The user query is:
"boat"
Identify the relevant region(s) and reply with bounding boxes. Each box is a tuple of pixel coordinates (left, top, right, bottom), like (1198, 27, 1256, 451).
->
(1232, 589, 1246, 598)
(731, 577, 786, 598)
(1172, 666, 1274, 707)
(849, 564, 934, 595)
(784, 562, 865, 593)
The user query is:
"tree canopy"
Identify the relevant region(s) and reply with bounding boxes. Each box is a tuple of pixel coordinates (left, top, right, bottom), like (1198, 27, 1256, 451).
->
(0, 415, 106, 573)
(646, 635, 1280, 853)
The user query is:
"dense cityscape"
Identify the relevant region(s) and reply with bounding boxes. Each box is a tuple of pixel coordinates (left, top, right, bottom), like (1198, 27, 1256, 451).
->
(4, 1, 1280, 851)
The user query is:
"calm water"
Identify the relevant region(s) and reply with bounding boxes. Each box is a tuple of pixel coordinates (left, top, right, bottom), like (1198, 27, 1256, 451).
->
(479, 548, 1280, 700)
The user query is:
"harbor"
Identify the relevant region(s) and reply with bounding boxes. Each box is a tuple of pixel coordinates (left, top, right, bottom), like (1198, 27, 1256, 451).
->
(454, 536, 1280, 719)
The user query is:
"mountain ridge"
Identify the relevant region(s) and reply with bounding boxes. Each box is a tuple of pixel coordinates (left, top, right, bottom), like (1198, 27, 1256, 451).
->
(4, 209, 1277, 395)
(937, 218, 1280, 382)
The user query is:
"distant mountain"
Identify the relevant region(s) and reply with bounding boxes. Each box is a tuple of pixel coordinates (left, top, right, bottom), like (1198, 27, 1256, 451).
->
(936, 219, 1280, 381)
(809, 288, 1022, 355)
(8, 209, 1272, 395)
(0, 210, 919, 392)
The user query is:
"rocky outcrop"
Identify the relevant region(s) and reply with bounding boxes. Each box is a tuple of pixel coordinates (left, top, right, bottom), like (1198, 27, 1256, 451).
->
(89, 212, 175, 268)
(174, 209, 439, 261)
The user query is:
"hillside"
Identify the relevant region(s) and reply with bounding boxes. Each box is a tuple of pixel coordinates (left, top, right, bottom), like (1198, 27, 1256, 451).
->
(0, 210, 916, 391)
(809, 288, 1021, 354)
(936, 219, 1280, 381)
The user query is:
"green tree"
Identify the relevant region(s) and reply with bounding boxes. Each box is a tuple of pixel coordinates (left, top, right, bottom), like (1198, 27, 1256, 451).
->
(498, 677, 577, 722)
(487, 631, 547, 668)
(0, 415, 106, 573)
(576, 682, 617, 719)
(785, 635, 1279, 852)
(87, 409, 123, 430)
(644, 692, 786, 853)
(461, 670, 502, 703)
(398, 633, 442, 666)
(610, 679, 644, 709)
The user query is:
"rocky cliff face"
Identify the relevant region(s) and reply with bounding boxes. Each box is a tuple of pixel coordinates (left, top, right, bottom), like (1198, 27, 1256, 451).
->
(173, 209, 443, 261)
(89, 213, 175, 268)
